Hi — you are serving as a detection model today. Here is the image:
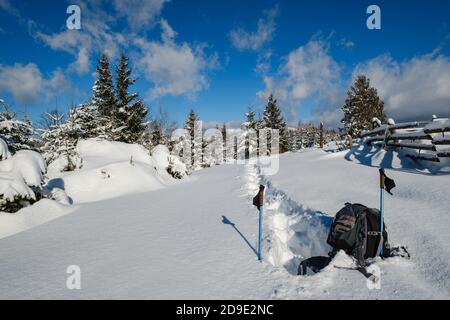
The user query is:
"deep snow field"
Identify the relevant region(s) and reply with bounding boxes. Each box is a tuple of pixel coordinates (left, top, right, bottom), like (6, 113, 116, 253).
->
(0, 141, 449, 299)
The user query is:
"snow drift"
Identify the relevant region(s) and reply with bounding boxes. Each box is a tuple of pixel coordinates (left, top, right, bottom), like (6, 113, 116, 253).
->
(0, 139, 186, 239)
(46, 139, 185, 204)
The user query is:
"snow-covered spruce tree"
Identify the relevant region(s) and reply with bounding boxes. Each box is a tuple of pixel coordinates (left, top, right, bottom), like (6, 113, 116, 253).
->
(202, 131, 223, 167)
(184, 110, 202, 169)
(41, 104, 110, 171)
(294, 122, 307, 150)
(238, 108, 259, 159)
(262, 94, 290, 153)
(319, 122, 324, 148)
(149, 120, 165, 147)
(92, 54, 116, 117)
(341, 75, 386, 138)
(306, 123, 319, 147)
(112, 54, 149, 144)
(38, 107, 65, 129)
(0, 99, 36, 152)
(285, 128, 297, 151)
(221, 123, 227, 161)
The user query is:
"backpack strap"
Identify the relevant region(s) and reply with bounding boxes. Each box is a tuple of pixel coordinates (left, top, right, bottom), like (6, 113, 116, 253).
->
(353, 212, 367, 267)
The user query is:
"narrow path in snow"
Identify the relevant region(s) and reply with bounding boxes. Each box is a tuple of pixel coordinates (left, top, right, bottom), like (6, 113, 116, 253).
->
(247, 151, 450, 299)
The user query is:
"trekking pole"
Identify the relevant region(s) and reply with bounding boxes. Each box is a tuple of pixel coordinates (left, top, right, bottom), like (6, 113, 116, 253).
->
(253, 185, 265, 261)
(379, 168, 385, 257)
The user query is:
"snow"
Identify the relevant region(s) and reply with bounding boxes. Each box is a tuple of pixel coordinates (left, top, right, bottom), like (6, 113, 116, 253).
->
(0, 172, 36, 202)
(0, 150, 46, 202)
(372, 117, 381, 127)
(0, 143, 449, 299)
(0, 199, 74, 239)
(0, 150, 46, 187)
(425, 118, 450, 131)
(0, 137, 10, 160)
(46, 139, 180, 204)
(0, 139, 184, 240)
(151, 144, 187, 178)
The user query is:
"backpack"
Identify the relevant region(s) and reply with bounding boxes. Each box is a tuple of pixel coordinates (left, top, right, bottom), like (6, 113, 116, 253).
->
(326, 203, 390, 266)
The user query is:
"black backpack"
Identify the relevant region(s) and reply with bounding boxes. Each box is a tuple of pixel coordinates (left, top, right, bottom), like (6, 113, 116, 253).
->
(326, 203, 390, 266)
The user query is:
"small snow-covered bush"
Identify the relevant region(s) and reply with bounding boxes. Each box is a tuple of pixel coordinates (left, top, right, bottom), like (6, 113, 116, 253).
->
(0, 142, 46, 213)
(167, 157, 185, 179)
(0, 137, 10, 160)
(0, 100, 37, 152)
(152, 144, 187, 179)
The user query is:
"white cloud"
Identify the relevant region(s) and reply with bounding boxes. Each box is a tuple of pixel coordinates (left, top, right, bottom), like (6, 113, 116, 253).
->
(69, 47, 90, 74)
(135, 20, 219, 99)
(33, 0, 164, 75)
(255, 50, 273, 75)
(354, 52, 450, 121)
(257, 40, 342, 124)
(113, 0, 168, 30)
(0, 63, 70, 105)
(0, 0, 19, 17)
(33, 1, 123, 75)
(337, 38, 354, 48)
(229, 6, 278, 51)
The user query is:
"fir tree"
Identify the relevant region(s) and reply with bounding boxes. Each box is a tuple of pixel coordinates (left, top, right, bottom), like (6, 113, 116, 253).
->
(38, 107, 65, 129)
(92, 54, 116, 117)
(0, 99, 36, 152)
(149, 119, 165, 146)
(184, 109, 202, 168)
(341, 75, 386, 138)
(262, 94, 290, 153)
(112, 53, 149, 143)
(221, 123, 227, 161)
(239, 108, 258, 159)
(41, 104, 110, 170)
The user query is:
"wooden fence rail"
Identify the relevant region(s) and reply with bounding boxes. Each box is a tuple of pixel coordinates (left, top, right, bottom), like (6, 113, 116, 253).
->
(360, 118, 450, 162)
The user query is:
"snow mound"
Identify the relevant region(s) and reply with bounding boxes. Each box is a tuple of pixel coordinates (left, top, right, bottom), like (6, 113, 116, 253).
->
(151, 144, 172, 168)
(77, 139, 154, 169)
(58, 162, 168, 203)
(0, 150, 46, 187)
(0, 199, 74, 239)
(47, 139, 180, 204)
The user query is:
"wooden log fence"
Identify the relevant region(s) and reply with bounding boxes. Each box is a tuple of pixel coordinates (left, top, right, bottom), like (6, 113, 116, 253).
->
(360, 118, 450, 162)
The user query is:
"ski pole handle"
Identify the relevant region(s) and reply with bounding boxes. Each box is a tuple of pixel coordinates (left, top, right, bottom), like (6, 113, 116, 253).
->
(379, 168, 385, 190)
(257, 185, 265, 207)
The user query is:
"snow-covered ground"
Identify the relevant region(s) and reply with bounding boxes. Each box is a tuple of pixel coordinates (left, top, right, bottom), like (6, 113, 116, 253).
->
(0, 142, 449, 299)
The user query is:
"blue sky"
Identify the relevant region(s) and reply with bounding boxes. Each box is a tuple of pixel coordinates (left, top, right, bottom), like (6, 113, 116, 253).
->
(0, 0, 449, 128)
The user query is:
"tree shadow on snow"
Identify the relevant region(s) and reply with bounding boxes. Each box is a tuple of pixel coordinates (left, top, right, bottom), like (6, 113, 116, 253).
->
(345, 143, 450, 176)
(221, 215, 258, 257)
